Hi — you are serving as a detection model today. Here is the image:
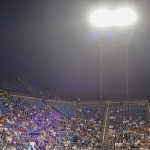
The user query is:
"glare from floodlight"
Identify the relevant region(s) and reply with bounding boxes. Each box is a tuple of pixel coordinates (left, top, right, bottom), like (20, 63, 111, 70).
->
(90, 7, 137, 27)
(90, 8, 113, 27)
(114, 8, 137, 26)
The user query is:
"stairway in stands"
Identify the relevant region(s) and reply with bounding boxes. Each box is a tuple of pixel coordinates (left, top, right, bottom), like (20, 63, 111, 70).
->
(100, 103, 111, 147)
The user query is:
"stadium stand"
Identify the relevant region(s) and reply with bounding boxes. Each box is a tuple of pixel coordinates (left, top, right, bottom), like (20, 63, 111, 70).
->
(0, 79, 149, 149)
(108, 103, 149, 149)
(0, 78, 30, 95)
(53, 102, 80, 118)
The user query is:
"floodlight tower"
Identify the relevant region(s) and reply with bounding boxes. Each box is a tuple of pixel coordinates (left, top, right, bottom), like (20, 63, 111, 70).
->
(90, 7, 137, 100)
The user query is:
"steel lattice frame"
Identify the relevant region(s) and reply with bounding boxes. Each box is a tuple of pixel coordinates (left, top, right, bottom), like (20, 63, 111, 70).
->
(94, 25, 136, 100)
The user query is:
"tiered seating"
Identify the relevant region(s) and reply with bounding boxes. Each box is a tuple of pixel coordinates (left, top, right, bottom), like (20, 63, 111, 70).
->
(108, 103, 149, 149)
(0, 80, 150, 150)
(82, 105, 105, 120)
(0, 97, 60, 149)
(0, 98, 11, 116)
(53, 102, 80, 118)
(0, 90, 149, 149)
(0, 78, 29, 94)
(110, 104, 147, 117)
(29, 82, 43, 97)
(19, 99, 45, 110)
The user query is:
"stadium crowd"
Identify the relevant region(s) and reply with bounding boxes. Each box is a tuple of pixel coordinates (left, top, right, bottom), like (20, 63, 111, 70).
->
(0, 97, 106, 150)
(108, 104, 150, 149)
(0, 96, 149, 150)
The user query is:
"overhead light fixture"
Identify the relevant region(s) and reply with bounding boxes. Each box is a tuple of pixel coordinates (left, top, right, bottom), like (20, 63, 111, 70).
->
(90, 7, 137, 27)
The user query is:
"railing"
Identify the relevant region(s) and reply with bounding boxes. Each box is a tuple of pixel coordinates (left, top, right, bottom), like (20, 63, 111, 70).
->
(145, 99, 150, 122)
(147, 99, 150, 112)
(9, 93, 148, 106)
(102, 103, 109, 143)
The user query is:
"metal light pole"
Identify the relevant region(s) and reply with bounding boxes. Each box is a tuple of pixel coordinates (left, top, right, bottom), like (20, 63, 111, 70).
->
(90, 8, 137, 100)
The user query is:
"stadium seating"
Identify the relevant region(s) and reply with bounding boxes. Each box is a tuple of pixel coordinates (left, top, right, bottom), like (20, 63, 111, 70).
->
(0, 78, 30, 94)
(0, 96, 149, 149)
(53, 102, 79, 118)
(19, 98, 45, 110)
(82, 105, 105, 120)
(28, 81, 43, 97)
(108, 103, 149, 149)
(0, 79, 149, 149)
(0, 98, 11, 116)
(110, 104, 147, 117)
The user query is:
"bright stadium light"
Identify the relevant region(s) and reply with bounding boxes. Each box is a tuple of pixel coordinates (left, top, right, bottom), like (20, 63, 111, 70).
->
(113, 8, 137, 26)
(90, 7, 137, 27)
(90, 8, 113, 27)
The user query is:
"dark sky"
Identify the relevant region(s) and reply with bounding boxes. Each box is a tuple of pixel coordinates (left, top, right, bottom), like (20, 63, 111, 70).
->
(0, 0, 150, 100)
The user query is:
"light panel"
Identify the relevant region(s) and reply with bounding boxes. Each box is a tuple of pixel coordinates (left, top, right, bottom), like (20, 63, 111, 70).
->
(90, 8, 113, 27)
(113, 8, 137, 26)
(90, 7, 137, 27)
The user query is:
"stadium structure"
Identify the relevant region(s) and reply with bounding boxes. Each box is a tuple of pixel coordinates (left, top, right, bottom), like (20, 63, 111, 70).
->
(90, 7, 136, 100)
(0, 4, 150, 150)
(0, 78, 149, 149)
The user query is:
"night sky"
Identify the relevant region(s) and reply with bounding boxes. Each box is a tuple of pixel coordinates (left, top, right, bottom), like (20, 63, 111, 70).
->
(0, 0, 150, 100)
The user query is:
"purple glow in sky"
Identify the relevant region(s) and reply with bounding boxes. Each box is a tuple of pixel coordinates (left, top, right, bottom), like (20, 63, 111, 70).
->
(89, 32, 98, 40)
(105, 30, 116, 39)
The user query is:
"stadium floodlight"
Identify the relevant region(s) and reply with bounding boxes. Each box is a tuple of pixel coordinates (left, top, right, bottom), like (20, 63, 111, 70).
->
(90, 7, 137, 27)
(90, 8, 113, 27)
(113, 8, 137, 26)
